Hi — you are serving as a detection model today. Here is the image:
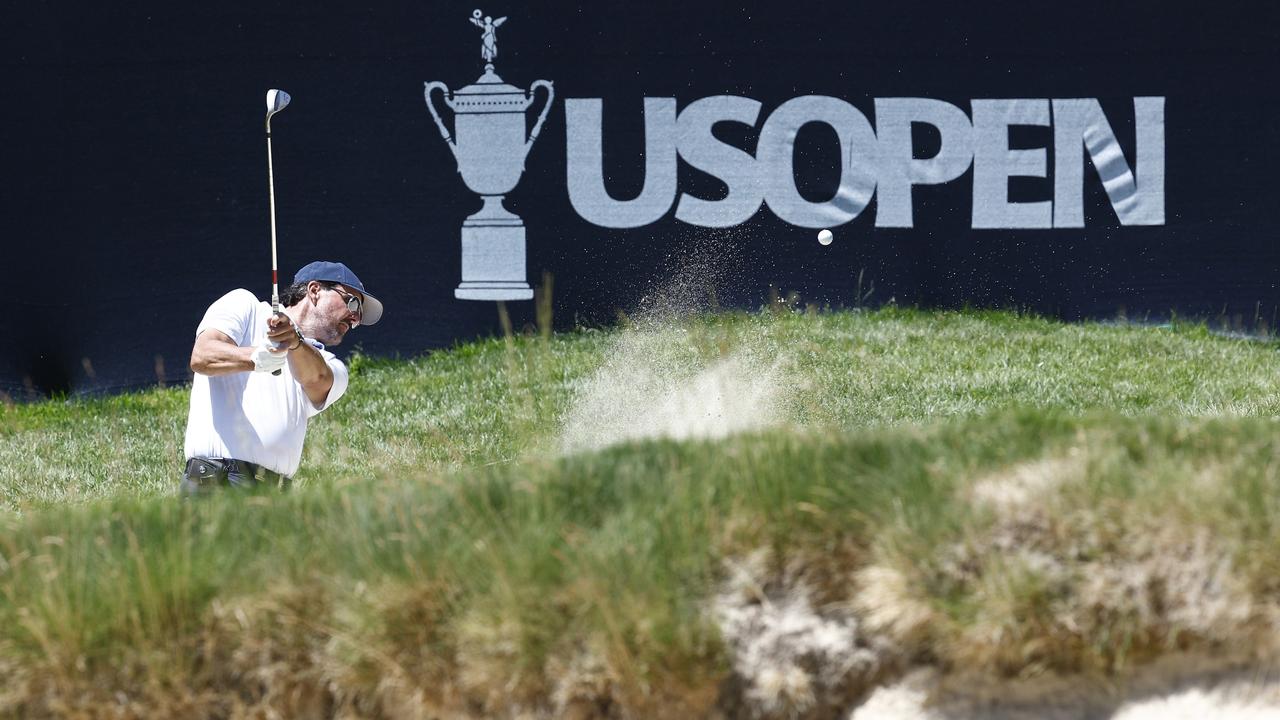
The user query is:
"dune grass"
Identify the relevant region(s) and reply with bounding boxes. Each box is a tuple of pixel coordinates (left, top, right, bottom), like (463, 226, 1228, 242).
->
(2, 308, 1280, 716)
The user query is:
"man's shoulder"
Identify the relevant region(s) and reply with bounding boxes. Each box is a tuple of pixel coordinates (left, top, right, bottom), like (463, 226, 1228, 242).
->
(217, 288, 263, 305)
(197, 289, 268, 342)
(303, 338, 345, 367)
(209, 289, 266, 313)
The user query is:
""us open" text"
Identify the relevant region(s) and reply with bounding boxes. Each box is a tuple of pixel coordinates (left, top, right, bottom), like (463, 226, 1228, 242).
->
(564, 96, 1165, 229)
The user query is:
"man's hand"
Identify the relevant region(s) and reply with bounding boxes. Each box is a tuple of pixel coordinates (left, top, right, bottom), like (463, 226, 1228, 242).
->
(267, 313, 303, 351)
(265, 312, 333, 407)
(250, 342, 289, 374)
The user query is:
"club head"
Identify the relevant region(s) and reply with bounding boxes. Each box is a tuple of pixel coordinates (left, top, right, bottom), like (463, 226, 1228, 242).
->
(265, 89, 291, 119)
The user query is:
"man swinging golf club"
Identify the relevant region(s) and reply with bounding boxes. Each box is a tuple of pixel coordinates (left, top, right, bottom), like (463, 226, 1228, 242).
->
(179, 91, 384, 493)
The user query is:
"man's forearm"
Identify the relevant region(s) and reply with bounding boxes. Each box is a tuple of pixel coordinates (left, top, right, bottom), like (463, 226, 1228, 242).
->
(190, 340, 254, 376)
(287, 341, 334, 404)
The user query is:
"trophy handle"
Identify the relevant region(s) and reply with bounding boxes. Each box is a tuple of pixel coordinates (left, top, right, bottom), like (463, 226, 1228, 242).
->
(423, 81, 460, 163)
(523, 80, 555, 160)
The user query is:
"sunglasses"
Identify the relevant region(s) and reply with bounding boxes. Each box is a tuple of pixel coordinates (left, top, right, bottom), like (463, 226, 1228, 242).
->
(327, 286, 364, 319)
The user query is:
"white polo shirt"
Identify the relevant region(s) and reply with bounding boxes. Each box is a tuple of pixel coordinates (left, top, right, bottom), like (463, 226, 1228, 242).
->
(183, 289, 349, 476)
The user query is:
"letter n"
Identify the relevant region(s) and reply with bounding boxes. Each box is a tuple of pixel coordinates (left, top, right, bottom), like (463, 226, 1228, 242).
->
(1053, 98, 1165, 227)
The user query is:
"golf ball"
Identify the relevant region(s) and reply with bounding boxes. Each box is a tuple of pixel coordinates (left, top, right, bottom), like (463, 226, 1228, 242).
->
(818, 229, 833, 245)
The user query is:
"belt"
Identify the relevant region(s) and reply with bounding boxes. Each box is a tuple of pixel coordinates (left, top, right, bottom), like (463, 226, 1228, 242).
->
(184, 457, 292, 491)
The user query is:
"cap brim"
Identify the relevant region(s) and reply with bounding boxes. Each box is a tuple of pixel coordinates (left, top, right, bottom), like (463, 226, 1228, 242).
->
(359, 292, 383, 326)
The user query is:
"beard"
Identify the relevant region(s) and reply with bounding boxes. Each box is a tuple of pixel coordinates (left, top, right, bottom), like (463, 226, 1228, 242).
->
(303, 320, 346, 347)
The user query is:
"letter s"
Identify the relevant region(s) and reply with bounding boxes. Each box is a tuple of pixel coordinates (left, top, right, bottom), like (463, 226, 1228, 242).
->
(674, 96, 764, 228)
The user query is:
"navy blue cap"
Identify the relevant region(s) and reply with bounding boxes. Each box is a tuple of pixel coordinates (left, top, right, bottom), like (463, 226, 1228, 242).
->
(293, 261, 384, 326)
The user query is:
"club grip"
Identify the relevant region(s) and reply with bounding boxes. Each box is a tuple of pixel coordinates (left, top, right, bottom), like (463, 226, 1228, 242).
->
(271, 306, 285, 376)
(272, 339, 284, 375)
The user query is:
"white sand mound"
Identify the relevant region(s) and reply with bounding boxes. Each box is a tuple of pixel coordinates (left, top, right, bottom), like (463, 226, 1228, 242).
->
(715, 552, 900, 719)
(849, 662, 1280, 720)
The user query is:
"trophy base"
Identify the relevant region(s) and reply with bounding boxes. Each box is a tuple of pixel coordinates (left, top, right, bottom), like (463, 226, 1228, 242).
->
(457, 222, 533, 302)
(466, 195, 522, 225)
(455, 282, 534, 301)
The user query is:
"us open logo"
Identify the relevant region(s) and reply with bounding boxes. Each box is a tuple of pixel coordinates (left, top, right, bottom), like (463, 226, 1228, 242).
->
(426, 12, 1165, 300)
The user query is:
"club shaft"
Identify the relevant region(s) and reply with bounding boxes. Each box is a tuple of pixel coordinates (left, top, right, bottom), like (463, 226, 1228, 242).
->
(267, 123, 283, 376)
(267, 131, 280, 309)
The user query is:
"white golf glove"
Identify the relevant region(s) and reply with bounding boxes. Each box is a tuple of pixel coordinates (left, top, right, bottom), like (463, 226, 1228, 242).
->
(250, 342, 289, 374)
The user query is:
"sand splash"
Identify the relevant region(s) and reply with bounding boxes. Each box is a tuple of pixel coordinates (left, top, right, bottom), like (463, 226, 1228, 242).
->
(559, 326, 788, 453)
(559, 238, 794, 453)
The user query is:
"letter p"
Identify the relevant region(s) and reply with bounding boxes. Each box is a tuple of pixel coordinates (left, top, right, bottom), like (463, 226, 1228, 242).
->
(874, 99, 975, 228)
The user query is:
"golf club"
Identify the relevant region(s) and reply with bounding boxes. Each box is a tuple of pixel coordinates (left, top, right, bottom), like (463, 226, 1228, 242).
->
(265, 89, 291, 375)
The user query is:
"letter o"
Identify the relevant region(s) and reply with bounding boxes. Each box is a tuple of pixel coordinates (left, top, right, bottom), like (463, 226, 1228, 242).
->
(757, 96, 878, 228)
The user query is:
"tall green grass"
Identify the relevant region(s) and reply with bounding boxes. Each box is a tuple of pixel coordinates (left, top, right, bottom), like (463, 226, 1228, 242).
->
(3, 411, 1279, 715)
(2, 309, 1279, 716)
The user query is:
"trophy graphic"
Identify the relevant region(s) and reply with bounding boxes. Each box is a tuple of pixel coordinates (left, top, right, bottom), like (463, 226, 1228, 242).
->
(425, 10, 554, 300)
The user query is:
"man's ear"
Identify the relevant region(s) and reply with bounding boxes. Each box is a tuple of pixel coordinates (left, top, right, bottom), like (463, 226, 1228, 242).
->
(308, 280, 322, 304)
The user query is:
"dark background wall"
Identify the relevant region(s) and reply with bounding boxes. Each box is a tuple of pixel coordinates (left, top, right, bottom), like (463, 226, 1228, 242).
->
(5, 0, 1279, 397)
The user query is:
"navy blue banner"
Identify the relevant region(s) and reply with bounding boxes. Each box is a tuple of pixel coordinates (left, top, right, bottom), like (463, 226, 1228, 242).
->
(5, 1, 1280, 396)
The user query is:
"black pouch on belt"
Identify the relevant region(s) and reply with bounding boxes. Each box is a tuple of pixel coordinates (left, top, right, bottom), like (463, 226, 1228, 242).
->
(184, 458, 227, 486)
(180, 457, 229, 496)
